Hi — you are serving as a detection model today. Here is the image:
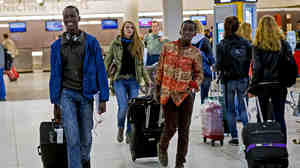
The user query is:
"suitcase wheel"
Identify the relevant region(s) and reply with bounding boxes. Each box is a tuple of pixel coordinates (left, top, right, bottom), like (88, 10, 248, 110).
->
(203, 137, 207, 143)
(211, 140, 215, 146)
(131, 152, 136, 162)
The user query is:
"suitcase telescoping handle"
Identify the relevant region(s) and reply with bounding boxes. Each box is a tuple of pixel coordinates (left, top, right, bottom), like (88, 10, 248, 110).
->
(243, 97, 264, 123)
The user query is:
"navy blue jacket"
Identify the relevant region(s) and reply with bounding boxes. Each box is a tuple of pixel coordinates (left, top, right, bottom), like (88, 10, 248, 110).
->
(192, 35, 215, 78)
(49, 33, 109, 104)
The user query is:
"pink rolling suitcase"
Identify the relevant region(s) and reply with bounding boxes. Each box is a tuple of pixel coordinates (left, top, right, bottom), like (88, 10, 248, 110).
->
(201, 101, 224, 146)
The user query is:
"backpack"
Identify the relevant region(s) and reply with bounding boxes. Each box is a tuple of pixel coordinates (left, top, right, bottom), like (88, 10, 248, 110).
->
(221, 38, 250, 81)
(279, 41, 298, 87)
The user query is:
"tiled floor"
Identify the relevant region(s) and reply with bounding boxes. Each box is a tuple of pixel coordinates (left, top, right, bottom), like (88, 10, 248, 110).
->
(1, 72, 300, 168)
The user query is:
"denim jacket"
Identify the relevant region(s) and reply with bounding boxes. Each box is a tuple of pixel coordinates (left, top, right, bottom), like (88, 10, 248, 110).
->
(49, 32, 109, 104)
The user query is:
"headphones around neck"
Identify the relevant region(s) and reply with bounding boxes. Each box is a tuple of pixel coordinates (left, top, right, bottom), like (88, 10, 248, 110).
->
(65, 32, 80, 42)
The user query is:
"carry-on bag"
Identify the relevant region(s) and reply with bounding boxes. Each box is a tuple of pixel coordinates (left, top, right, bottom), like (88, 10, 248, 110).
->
(201, 101, 224, 146)
(127, 95, 163, 161)
(201, 73, 224, 146)
(6, 68, 17, 81)
(242, 97, 289, 168)
(37, 120, 68, 168)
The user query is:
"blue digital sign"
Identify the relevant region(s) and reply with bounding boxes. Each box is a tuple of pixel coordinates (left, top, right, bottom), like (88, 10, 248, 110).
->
(101, 19, 118, 30)
(190, 16, 207, 25)
(9, 22, 26, 33)
(45, 21, 63, 32)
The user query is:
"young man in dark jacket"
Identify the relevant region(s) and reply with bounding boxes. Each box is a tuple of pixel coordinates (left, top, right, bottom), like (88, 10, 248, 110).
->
(49, 6, 109, 168)
(216, 16, 252, 146)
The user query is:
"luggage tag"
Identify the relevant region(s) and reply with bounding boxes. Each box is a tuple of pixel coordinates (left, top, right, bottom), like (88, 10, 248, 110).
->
(55, 128, 64, 144)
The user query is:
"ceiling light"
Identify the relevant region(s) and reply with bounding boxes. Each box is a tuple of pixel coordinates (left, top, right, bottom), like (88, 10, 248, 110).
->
(36, 0, 44, 4)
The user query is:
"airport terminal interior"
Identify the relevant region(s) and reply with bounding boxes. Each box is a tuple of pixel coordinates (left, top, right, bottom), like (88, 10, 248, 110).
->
(1, 0, 300, 168)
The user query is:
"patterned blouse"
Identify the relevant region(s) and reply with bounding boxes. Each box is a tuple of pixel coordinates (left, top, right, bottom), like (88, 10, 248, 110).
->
(156, 40, 204, 106)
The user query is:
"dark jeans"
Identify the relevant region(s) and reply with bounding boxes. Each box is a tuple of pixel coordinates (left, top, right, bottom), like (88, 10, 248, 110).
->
(146, 54, 160, 66)
(200, 77, 211, 104)
(258, 87, 288, 143)
(224, 78, 249, 138)
(159, 94, 195, 166)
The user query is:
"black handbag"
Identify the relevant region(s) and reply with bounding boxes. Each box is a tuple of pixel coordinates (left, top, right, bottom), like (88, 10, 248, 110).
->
(279, 41, 298, 88)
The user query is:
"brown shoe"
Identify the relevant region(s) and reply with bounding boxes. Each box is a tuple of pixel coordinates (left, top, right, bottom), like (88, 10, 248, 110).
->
(157, 143, 168, 167)
(117, 128, 124, 143)
(175, 165, 184, 168)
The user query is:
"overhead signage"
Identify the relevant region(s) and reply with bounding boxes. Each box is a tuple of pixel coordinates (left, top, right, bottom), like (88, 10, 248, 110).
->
(45, 21, 63, 32)
(190, 16, 207, 26)
(101, 19, 118, 30)
(215, 0, 257, 3)
(9, 22, 26, 33)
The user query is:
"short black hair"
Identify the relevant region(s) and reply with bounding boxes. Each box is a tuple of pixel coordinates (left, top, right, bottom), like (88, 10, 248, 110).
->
(3, 33, 8, 39)
(224, 16, 240, 38)
(181, 20, 197, 31)
(63, 5, 80, 16)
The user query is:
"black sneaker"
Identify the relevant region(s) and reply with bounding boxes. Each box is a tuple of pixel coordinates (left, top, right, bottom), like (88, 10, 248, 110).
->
(229, 138, 239, 146)
(82, 160, 90, 168)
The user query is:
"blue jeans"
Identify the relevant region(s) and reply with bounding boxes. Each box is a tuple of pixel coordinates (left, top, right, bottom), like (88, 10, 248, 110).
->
(146, 54, 160, 66)
(224, 78, 249, 138)
(113, 78, 139, 134)
(0, 68, 6, 100)
(60, 88, 94, 168)
(200, 77, 211, 104)
(235, 94, 241, 121)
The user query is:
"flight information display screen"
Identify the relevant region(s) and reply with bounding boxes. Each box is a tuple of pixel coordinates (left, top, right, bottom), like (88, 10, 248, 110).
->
(101, 19, 118, 29)
(9, 22, 26, 33)
(139, 18, 152, 28)
(45, 21, 63, 32)
(190, 16, 207, 26)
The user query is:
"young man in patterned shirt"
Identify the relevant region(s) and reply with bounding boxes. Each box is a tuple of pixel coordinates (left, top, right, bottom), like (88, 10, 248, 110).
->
(156, 20, 204, 168)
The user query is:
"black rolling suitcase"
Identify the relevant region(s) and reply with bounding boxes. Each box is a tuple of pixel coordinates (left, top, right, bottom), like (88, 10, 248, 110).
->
(242, 97, 289, 168)
(37, 120, 68, 168)
(127, 96, 163, 162)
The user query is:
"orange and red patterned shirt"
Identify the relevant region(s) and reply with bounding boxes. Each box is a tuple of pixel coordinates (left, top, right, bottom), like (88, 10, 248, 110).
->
(156, 40, 204, 106)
